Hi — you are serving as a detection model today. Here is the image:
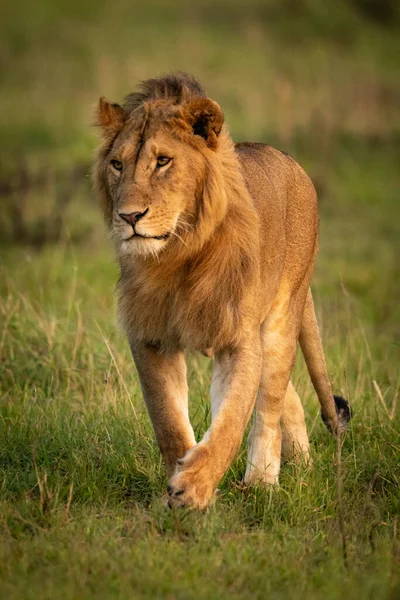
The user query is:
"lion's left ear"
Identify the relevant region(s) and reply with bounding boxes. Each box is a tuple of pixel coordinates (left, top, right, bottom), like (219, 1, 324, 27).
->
(184, 98, 224, 150)
(94, 97, 126, 139)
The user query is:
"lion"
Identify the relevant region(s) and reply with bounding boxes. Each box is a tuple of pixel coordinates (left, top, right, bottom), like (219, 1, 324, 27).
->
(93, 72, 350, 509)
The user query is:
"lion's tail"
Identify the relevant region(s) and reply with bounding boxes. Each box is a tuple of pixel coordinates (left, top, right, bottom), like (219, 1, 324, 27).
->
(299, 288, 351, 433)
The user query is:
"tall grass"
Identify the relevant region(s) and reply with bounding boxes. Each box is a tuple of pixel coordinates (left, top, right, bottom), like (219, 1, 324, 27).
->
(1, 240, 399, 598)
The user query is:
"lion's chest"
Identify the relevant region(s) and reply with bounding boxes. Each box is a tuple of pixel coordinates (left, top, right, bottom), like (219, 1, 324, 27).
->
(119, 276, 239, 354)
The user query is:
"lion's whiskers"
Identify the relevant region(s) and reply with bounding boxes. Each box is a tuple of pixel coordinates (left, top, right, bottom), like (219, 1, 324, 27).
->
(176, 217, 195, 236)
(171, 229, 188, 248)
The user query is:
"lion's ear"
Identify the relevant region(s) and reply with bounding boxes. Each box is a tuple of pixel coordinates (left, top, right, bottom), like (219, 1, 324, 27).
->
(94, 97, 126, 139)
(184, 98, 224, 150)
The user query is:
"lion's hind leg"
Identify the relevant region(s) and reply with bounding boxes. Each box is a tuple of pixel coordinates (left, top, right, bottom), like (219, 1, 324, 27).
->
(246, 379, 310, 485)
(244, 305, 299, 486)
(281, 381, 311, 465)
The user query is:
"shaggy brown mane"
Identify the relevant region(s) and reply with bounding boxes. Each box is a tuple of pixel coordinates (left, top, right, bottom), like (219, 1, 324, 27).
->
(94, 72, 260, 354)
(123, 72, 206, 113)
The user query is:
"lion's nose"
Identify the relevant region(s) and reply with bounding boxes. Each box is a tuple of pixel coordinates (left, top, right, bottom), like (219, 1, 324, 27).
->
(119, 209, 148, 227)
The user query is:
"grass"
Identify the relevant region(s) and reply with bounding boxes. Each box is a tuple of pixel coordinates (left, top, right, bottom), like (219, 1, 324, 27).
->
(1, 0, 400, 598)
(0, 248, 399, 598)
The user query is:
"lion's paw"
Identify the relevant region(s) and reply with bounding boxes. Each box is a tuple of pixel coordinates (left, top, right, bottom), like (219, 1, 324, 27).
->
(166, 444, 218, 510)
(243, 469, 279, 487)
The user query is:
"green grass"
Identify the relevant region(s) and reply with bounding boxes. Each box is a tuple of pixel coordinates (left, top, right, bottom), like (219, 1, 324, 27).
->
(1, 0, 400, 598)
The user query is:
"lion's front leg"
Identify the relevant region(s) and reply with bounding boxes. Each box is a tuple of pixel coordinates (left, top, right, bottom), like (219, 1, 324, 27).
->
(167, 334, 262, 509)
(130, 342, 196, 476)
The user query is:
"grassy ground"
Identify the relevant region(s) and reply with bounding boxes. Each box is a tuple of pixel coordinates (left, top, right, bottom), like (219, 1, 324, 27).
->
(1, 1, 399, 598)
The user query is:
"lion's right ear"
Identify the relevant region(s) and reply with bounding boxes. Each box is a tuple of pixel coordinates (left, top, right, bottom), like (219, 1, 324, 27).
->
(183, 98, 224, 150)
(94, 97, 126, 139)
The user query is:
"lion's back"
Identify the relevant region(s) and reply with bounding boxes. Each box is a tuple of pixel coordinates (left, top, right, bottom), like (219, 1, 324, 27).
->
(235, 142, 319, 300)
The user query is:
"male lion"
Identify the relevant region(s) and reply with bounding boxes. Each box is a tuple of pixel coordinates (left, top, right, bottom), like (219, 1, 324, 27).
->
(93, 72, 350, 509)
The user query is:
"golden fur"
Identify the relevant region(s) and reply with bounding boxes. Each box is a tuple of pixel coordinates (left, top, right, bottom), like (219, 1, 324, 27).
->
(93, 73, 349, 509)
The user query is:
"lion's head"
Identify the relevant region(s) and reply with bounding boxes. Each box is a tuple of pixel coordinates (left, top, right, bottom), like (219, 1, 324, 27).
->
(93, 73, 229, 259)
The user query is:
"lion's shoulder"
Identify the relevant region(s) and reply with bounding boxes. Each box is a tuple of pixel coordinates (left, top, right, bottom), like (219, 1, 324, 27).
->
(235, 141, 314, 197)
(235, 141, 295, 167)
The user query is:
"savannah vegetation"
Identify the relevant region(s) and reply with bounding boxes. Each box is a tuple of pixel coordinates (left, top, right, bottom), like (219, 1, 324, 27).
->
(0, 1, 399, 598)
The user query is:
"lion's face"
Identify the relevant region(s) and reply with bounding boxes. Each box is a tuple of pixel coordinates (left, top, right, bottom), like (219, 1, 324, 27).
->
(107, 124, 202, 258)
(94, 98, 224, 259)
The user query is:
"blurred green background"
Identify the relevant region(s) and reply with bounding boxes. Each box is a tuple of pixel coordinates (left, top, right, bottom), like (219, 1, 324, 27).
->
(1, 2, 399, 598)
(2, 0, 400, 157)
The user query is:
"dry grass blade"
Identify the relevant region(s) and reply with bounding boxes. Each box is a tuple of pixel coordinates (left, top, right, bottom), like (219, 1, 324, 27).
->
(96, 323, 141, 429)
(0, 300, 19, 361)
(373, 380, 393, 421)
(65, 482, 74, 519)
(336, 427, 348, 570)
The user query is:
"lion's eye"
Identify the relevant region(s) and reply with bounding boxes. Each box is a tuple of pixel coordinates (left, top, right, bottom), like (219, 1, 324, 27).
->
(156, 156, 171, 168)
(111, 159, 123, 171)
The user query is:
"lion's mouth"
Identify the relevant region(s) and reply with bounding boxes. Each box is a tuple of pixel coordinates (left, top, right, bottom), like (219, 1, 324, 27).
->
(124, 231, 171, 242)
